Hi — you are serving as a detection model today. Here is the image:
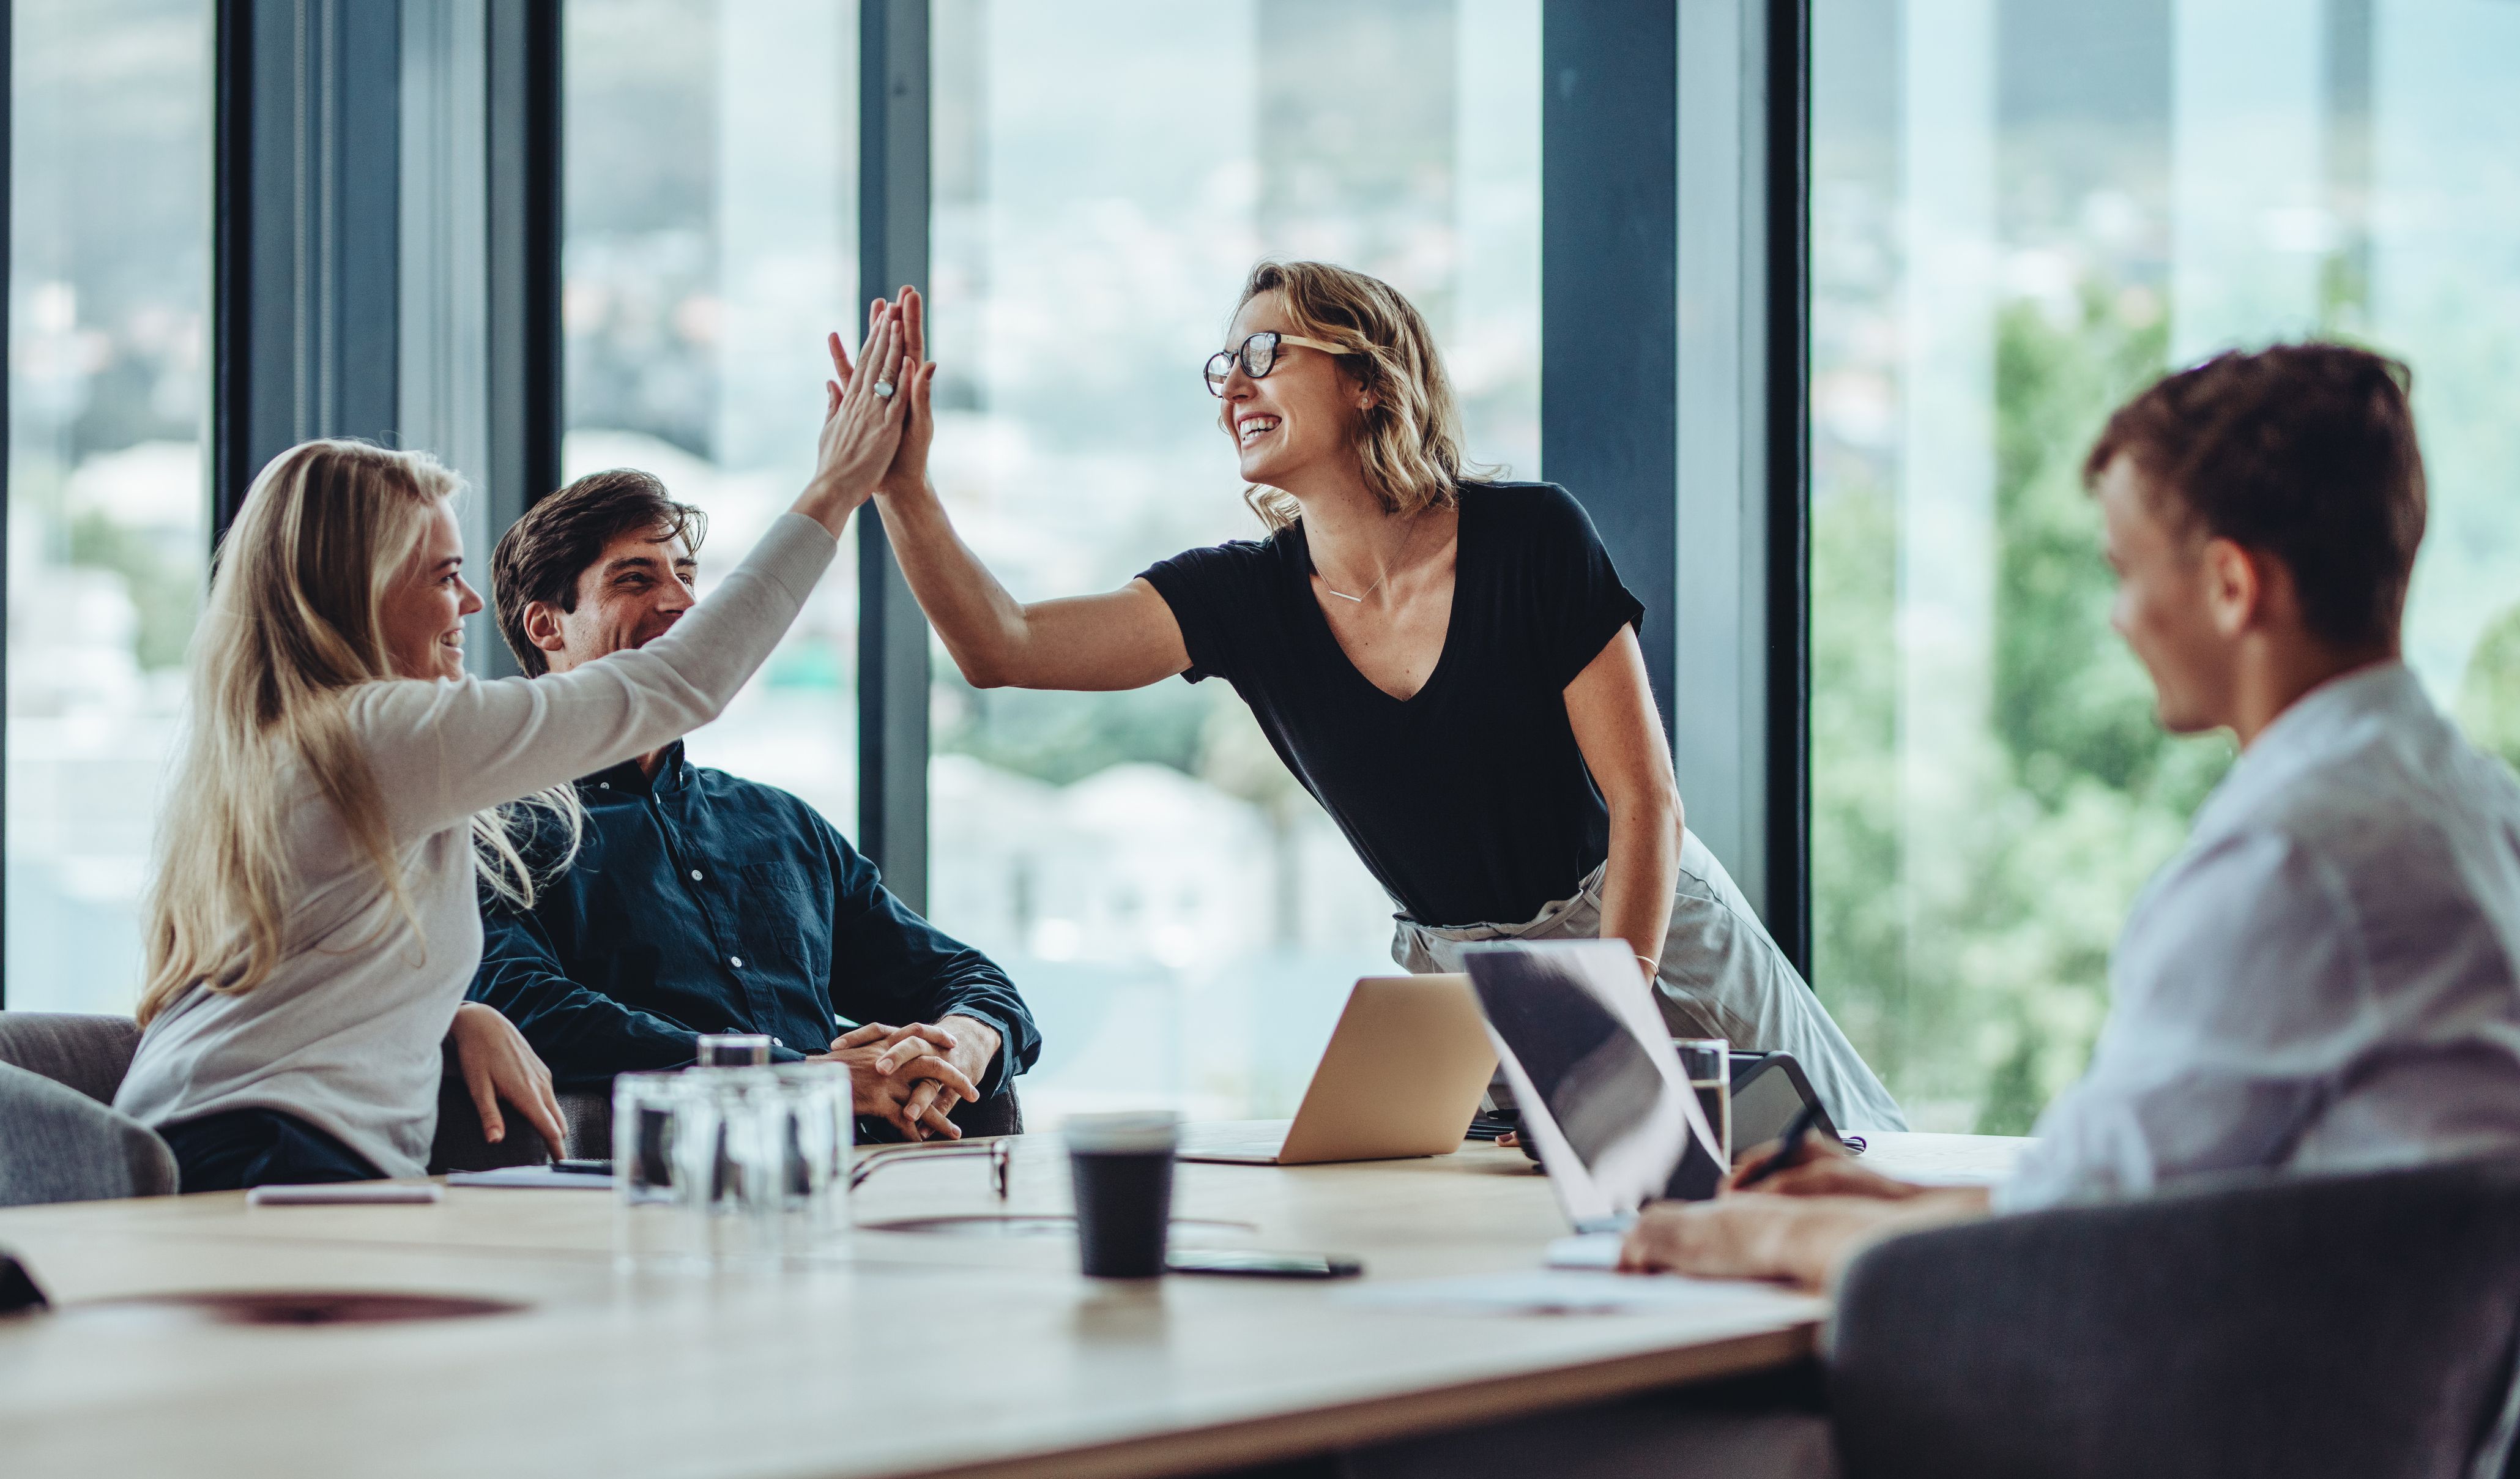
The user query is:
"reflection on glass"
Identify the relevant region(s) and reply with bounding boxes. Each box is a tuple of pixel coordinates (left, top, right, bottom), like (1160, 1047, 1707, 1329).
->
(6, 0, 212, 1011)
(1810, 0, 2520, 1131)
(927, 0, 1540, 1120)
(562, 0, 860, 824)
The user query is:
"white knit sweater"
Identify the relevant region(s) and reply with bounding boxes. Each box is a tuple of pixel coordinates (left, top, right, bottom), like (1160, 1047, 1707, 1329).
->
(115, 513, 836, 1178)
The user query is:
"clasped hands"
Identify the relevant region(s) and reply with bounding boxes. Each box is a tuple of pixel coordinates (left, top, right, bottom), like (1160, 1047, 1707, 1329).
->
(812, 1015, 1001, 1142)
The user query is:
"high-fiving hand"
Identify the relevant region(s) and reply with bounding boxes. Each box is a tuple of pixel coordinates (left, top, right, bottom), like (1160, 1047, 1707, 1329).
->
(827, 286, 938, 498)
(791, 300, 914, 537)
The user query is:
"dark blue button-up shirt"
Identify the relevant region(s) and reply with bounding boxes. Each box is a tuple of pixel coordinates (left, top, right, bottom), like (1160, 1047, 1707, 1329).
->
(469, 742, 1039, 1097)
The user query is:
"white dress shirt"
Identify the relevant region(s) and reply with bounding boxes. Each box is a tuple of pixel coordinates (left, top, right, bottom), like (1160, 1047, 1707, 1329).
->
(1999, 661, 2520, 1212)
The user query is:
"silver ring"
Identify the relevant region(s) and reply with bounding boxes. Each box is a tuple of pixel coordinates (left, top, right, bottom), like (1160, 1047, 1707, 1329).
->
(872, 379, 897, 400)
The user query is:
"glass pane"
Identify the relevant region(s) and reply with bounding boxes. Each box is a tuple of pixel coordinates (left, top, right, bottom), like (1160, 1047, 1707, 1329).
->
(1809, 0, 2520, 1131)
(6, 0, 213, 1012)
(927, 0, 1541, 1120)
(562, 0, 859, 819)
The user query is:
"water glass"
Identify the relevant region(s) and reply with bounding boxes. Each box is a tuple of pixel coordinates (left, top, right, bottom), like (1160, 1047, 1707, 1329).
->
(769, 1061, 853, 1246)
(1673, 1038, 1732, 1165)
(682, 1067, 784, 1259)
(613, 1070, 705, 1264)
(695, 1033, 774, 1067)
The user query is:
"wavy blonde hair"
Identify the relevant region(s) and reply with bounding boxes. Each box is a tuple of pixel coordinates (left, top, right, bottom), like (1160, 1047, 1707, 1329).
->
(137, 440, 579, 1026)
(1230, 260, 1492, 532)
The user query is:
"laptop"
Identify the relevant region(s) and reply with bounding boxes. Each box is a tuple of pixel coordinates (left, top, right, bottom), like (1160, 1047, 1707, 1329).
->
(1176, 975, 1498, 1166)
(1461, 939, 1726, 1234)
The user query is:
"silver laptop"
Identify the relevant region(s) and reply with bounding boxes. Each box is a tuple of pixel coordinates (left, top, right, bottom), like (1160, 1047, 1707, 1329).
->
(1176, 975, 1497, 1166)
(1462, 939, 1725, 1234)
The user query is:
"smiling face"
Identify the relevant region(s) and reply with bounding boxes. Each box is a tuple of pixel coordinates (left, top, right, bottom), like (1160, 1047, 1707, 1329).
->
(379, 499, 482, 682)
(1218, 291, 1372, 493)
(524, 524, 699, 674)
(2098, 453, 2251, 735)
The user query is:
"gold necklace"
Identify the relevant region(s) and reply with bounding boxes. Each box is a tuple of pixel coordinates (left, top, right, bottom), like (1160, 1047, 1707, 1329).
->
(1318, 513, 1426, 604)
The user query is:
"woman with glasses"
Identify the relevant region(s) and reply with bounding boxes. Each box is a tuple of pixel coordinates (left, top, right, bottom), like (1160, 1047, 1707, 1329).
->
(843, 262, 1903, 1133)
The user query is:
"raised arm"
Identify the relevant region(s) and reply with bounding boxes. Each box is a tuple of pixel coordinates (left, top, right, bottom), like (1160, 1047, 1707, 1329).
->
(881, 501, 1187, 691)
(360, 308, 912, 838)
(841, 287, 1189, 692)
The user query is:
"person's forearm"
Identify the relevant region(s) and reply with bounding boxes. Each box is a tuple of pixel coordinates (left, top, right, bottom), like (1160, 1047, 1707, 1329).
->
(1598, 789, 1681, 974)
(1807, 1187, 1991, 1289)
(873, 480, 1037, 687)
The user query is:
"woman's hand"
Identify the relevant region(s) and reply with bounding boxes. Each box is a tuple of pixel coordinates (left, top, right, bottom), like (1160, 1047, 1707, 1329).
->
(448, 1002, 566, 1156)
(793, 301, 912, 536)
(830, 286, 940, 499)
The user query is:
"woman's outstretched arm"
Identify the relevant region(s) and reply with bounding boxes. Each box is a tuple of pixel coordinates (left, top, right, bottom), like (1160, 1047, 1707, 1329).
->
(839, 287, 1190, 692)
(1566, 626, 1686, 977)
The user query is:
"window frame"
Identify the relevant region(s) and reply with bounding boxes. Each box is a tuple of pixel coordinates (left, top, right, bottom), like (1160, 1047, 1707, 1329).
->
(0, 0, 1816, 1006)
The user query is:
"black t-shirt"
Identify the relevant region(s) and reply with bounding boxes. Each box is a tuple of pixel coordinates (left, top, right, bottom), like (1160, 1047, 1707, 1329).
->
(1139, 481, 1645, 928)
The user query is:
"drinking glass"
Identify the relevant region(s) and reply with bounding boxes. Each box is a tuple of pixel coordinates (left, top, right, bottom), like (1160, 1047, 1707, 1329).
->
(685, 1067, 784, 1261)
(613, 1070, 705, 1264)
(695, 1033, 774, 1067)
(769, 1061, 853, 1248)
(1673, 1038, 1732, 1166)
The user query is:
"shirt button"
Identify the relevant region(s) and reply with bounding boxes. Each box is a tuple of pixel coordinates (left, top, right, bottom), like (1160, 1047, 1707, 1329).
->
(597, 781, 610, 789)
(689, 869, 704, 882)
(729, 956, 744, 969)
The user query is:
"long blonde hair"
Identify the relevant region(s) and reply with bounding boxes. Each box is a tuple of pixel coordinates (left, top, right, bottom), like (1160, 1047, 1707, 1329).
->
(137, 440, 579, 1026)
(1230, 260, 1492, 532)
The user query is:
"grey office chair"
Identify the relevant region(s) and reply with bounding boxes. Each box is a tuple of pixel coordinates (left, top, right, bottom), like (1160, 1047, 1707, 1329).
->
(0, 1009, 593, 1184)
(0, 1013, 176, 1207)
(1825, 1155, 2520, 1479)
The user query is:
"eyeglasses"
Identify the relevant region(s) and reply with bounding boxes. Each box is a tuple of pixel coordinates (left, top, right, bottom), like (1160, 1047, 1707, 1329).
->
(1204, 330, 1351, 397)
(850, 1136, 1013, 1199)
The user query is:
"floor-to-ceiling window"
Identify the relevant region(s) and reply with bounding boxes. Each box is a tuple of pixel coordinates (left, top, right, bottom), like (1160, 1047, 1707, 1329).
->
(562, 0, 860, 822)
(6, 0, 214, 1011)
(926, 0, 1541, 1120)
(1808, 0, 2520, 1131)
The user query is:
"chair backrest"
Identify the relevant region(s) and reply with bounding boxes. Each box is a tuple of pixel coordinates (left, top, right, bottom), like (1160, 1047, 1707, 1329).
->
(1826, 1155, 2520, 1479)
(0, 1012, 143, 1105)
(0, 1061, 179, 1206)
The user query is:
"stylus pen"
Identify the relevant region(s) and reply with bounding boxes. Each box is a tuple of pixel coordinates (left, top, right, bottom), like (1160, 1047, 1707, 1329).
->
(1733, 1101, 1822, 1191)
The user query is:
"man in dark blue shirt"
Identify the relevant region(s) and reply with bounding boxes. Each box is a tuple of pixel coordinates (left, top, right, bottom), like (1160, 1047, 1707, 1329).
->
(468, 469, 1039, 1142)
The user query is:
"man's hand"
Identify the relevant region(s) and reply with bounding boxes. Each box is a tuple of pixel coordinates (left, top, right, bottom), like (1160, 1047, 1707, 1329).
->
(1618, 1194, 1889, 1289)
(1620, 1184, 1995, 1291)
(448, 1002, 566, 1156)
(1728, 1134, 1921, 1200)
(816, 1020, 983, 1142)
(890, 1013, 1000, 1138)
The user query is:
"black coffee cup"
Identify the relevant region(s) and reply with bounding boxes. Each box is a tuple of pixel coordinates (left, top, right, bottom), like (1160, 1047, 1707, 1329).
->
(1065, 1112, 1180, 1278)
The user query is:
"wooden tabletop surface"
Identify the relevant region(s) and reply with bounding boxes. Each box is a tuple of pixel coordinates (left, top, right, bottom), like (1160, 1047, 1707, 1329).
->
(0, 1129, 2021, 1479)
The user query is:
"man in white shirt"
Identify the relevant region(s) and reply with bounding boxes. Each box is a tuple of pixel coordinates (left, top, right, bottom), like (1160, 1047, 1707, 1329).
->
(1622, 342, 2520, 1288)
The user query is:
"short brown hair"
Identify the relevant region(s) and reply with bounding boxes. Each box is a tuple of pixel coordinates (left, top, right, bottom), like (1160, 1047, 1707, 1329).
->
(1232, 260, 1484, 531)
(2084, 343, 2427, 650)
(490, 469, 707, 676)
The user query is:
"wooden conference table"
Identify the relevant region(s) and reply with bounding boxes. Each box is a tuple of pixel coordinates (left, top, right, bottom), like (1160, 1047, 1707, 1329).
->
(0, 1128, 2022, 1479)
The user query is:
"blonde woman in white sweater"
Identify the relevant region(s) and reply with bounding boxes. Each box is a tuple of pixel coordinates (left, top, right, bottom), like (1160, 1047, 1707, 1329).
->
(114, 305, 912, 1191)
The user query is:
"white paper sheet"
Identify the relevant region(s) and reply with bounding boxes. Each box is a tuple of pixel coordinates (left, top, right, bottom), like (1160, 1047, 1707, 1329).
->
(1338, 1269, 1805, 1317)
(445, 1166, 616, 1190)
(1544, 1232, 1624, 1270)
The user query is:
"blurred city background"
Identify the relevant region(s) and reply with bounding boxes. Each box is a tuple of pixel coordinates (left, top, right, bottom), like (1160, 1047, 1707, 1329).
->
(10, 0, 2519, 1133)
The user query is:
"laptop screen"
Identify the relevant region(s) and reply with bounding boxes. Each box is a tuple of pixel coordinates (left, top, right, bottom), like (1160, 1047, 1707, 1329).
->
(1462, 940, 1725, 1230)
